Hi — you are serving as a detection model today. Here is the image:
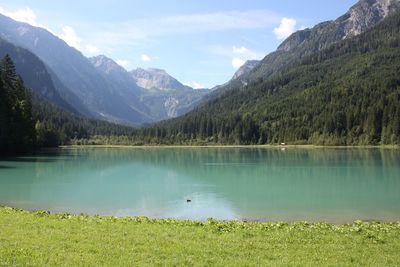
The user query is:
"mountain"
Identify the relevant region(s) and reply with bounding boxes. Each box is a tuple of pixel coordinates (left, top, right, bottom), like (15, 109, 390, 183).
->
(248, 0, 400, 81)
(277, 0, 400, 53)
(90, 55, 209, 120)
(138, 85, 209, 119)
(88, 55, 152, 122)
(0, 13, 212, 125)
(196, 0, 400, 114)
(130, 67, 209, 119)
(0, 37, 86, 115)
(231, 60, 260, 80)
(0, 14, 152, 125)
(134, 2, 400, 146)
(131, 68, 190, 91)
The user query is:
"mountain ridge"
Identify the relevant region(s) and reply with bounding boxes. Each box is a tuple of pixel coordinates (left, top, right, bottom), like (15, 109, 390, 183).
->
(133, 1, 400, 146)
(130, 67, 192, 91)
(0, 37, 83, 115)
(278, 0, 400, 52)
(89, 54, 209, 121)
(0, 14, 211, 125)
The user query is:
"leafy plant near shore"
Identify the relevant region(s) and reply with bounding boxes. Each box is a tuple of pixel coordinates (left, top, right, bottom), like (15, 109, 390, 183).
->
(0, 207, 399, 266)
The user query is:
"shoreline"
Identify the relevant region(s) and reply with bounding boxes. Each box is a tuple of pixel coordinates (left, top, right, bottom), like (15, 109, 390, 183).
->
(2, 206, 399, 225)
(60, 144, 400, 149)
(1, 206, 400, 225)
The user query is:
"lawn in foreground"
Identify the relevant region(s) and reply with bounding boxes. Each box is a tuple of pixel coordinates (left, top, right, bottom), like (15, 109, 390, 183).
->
(0, 207, 399, 266)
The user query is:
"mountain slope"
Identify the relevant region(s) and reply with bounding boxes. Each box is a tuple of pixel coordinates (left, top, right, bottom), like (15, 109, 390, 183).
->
(208, 0, 400, 100)
(136, 9, 400, 145)
(250, 0, 400, 81)
(130, 68, 209, 119)
(231, 60, 260, 80)
(90, 55, 209, 120)
(131, 68, 190, 91)
(0, 37, 83, 115)
(88, 55, 152, 122)
(0, 14, 150, 125)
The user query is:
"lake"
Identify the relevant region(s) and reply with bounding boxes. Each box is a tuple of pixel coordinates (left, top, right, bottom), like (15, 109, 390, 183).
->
(0, 147, 399, 222)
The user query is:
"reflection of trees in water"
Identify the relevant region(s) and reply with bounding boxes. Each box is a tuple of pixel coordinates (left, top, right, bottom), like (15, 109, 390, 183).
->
(1, 148, 399, 220)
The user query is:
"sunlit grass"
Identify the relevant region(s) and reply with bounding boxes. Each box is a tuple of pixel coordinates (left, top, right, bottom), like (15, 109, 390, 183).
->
(0, 207, 399, 266)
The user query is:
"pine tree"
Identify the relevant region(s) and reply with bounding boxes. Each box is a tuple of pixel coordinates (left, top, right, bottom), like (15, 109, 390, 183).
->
(0, 55, 36, 155)
(1, 54, 17, 83)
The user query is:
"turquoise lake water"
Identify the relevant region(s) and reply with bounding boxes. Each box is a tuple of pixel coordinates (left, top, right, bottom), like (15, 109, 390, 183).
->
(0, 147, 399, 222)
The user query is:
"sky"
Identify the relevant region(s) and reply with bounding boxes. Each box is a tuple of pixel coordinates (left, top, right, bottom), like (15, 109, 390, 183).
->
(0, 0, 357, 88)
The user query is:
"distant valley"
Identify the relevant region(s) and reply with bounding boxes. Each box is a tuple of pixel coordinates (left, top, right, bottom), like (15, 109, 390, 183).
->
(0, 14, 210, 126)
(0, 0, 399, 147)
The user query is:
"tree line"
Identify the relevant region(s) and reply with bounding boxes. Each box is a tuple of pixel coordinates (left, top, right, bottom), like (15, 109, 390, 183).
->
(0, 54, 36, 154)
(0, 54, 137, 155)
(1, 12, 400, 151)
(123, 11, 400, 146)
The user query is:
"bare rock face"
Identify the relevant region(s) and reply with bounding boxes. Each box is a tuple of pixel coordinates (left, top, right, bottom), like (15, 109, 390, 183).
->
(89, 55, 126, 75)
(89, 55, 209, 121)
(164, 97, 179, 117)
(277, 0, 400, 52)
(232, 60, 260, 80)
(130, 68, 188, 91)
(342, 0, 400, 37)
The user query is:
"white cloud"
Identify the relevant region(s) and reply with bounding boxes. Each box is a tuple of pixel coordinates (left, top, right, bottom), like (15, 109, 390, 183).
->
(0, 6, 53, 32)
(85, 44, 100, 55)
(232, 45, 259, 58)
(141, 54, 151, 62)
(230, 46, 260, 69)
(273, 17, 297, 40)
(184, 81, 206, 89)
(0, 6, 101, 55)
(59, 26, 81, 49)
(232, 46, 250, 54)
(0, 6, 37, 26)
(116, 59, 131, 68)
(86, 9, 281, 48)
(232, 57, 246, 69)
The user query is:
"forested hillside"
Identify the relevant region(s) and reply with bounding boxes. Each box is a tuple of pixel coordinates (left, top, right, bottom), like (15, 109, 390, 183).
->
(2, 5, 400, 149)
(32, 94, 136, 147)
(0, 55, 35, 154)
(130, 12, 400, 146)
(0, 55, 137, 153)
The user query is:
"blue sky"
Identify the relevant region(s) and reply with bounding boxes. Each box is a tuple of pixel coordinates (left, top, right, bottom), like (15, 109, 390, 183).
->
(0, 0, 357, 88)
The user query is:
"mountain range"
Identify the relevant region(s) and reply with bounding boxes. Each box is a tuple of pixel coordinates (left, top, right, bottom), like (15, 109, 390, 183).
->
(0, 0, 399, 146)
(136, 0, 400, 145)
(0, 15, 209, 125)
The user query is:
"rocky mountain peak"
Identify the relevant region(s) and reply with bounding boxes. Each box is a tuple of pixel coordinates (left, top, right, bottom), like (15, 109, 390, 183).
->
(130, 68, 188, 91)
(89, 55, 127, 74)
(232, 60, 260, 80)
(277, 0, 400, 52)
(341, 0, 400, 37)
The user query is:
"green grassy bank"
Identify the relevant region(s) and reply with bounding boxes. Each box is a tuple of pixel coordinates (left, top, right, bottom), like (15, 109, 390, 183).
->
(0, 208, 400, 266)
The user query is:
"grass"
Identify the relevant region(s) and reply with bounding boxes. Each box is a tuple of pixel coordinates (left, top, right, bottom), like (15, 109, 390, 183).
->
(0, 208, 400, 266)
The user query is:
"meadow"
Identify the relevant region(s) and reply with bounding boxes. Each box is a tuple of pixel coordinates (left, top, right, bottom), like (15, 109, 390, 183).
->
(0, 207, 399, 266)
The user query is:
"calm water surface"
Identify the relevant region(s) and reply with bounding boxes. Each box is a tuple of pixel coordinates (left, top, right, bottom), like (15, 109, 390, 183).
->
(0, 147, 399, 222)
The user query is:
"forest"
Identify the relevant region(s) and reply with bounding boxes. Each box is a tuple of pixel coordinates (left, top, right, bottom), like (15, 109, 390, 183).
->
(125, 11, 400, 146)
(0, 54, 136, 155)
(1, 12, 400, 153)
(0, 54, 36, 154)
